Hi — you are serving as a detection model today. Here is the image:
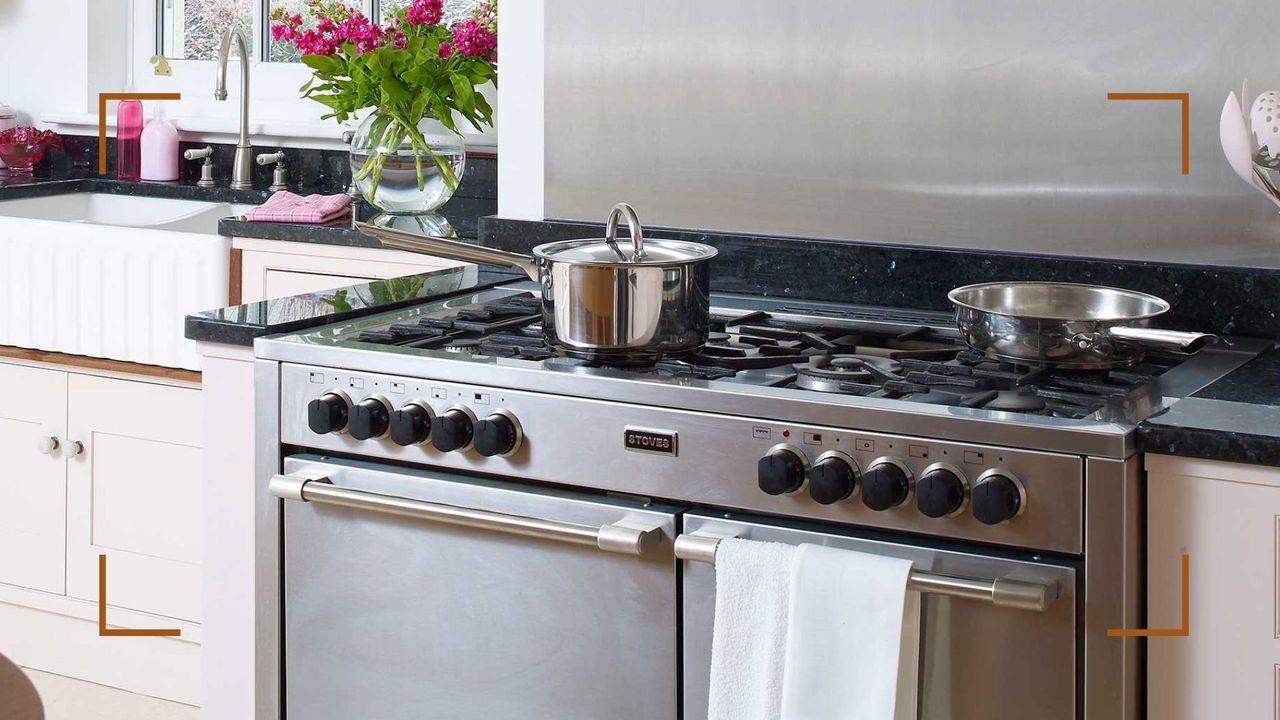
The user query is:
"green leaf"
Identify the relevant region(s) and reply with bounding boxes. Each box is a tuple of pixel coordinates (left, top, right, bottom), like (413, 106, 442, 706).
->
(301, 54, 345, 76)
(449, 74, 477, 118)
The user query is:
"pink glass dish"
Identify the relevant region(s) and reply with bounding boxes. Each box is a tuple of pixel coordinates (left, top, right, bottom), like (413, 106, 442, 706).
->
(0, 127, 63, 174)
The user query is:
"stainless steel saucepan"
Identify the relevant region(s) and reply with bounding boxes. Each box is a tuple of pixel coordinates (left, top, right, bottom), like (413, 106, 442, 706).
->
(356, 203, 718, 363)
(947, 281, 1218, 368)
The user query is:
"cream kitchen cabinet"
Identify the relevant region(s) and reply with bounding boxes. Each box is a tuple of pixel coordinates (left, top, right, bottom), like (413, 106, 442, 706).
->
(1145, 454, 1280, 719)
(0, 358, 201, 704)
(235, 236, 467, 303)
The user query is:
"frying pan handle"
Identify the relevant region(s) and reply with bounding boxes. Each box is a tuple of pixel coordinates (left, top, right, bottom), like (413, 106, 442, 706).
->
(355, 222, 539, 281)
(604, 203, 645, 261)
(1109, 326, 1220, 353)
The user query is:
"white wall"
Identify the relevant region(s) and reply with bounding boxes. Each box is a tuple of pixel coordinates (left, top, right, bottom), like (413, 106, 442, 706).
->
(0, 0, 101, 124)
(496, 0, 544, 220)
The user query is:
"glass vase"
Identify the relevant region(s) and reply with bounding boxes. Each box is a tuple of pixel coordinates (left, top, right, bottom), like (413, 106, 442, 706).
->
(349, 110, 466, 215)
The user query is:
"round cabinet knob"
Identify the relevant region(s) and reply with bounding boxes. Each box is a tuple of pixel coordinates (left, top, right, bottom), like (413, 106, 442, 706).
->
(348, 397, 392, 441)
(916, 464, 967, 518)
(972, 471, 1026, 525)
(389, 403, 433, 446)
(861, 458, 912, 511)
(474, 411, 522, 457)
(758, 445, 808, 496)
(307, 392, 350, 435)
(809, 452, 859, 505)
(37, 436, 60, 455)
(61, 440, 84, 459)
(430, 408, 476, 452)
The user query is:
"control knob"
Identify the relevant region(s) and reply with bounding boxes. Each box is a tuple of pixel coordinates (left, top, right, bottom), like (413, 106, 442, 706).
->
(972, 470, 1025, 525)
(431, 407, 476, 452)
(389, 402, 434, 446)
(348, 397, 392, 441)
(809, 452, 859, 505)
(861, 458, 913, 511)
(916, 463, 967, 518)
(474, 410, 522, 457)
(758, 445, 808, 496)
(307, 392, 350, 435)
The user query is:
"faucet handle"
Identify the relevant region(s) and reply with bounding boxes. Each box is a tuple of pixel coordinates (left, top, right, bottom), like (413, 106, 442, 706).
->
(257, 150, 290, 192)
(256, 151, 285, 166)
(184, 146, 216, 187)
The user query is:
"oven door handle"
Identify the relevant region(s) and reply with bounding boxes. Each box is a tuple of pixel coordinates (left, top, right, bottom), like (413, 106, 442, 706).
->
(270, 473, 664, 556)
(674, 533, 1059, 612)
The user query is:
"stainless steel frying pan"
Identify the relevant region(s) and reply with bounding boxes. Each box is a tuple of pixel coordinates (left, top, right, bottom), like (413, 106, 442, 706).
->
(947, 281, 1218, 368)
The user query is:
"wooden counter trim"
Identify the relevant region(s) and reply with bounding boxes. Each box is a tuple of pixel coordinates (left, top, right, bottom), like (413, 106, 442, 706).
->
(228, 247, 244, 306)
(0, 346, 202, 384)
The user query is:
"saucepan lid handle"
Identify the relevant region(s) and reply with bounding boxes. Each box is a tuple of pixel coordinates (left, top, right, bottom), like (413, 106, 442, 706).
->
(604, 203, 646, 262)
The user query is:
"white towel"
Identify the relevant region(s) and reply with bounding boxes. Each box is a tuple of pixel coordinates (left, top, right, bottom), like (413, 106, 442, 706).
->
(708, 538, 798, 720)
(780, 543, 921, 720)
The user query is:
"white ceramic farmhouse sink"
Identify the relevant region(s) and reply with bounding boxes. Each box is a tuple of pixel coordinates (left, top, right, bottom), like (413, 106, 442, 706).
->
(0, 193, 258, 370)
(0, 193, 256, 234)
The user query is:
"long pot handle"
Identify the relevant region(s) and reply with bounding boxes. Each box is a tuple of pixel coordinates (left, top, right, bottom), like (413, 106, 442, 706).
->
(1108, 327, 1219, 353)
(355, 221, 539, 281)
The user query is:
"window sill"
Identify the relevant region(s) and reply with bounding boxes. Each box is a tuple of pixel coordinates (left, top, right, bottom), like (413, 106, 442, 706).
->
(41, 112, 498, 153)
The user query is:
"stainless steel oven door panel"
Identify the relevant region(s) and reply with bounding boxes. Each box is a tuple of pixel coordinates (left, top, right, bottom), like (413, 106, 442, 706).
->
(681, 512, 1078, 720)
(280, 455, 683, 720)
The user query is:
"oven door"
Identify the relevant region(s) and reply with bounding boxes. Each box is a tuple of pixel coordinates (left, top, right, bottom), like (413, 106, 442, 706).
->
(681, 512, 1079, 720)
(275, 455, 682, 720)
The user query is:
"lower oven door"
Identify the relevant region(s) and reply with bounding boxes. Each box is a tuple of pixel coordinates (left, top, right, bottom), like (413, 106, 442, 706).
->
(275, 455, 683, 720)
(681, 512, 1079, 720)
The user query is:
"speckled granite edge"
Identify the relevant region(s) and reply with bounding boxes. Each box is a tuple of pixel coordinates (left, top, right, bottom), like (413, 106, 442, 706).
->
(480, 217, 1280, 339)
(185, 266, 522, 346)
(1138, 398, 1280, 468)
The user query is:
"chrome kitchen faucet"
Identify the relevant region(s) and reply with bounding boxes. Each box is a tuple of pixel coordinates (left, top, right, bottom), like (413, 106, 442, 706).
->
(215, 27, 253, 190)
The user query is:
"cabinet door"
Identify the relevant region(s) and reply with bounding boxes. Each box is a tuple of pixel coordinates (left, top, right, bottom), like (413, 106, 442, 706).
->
(263, 269, 374, 301)
(65, 374, 202, 622)
(1147, 457, 1280, 720)
(0, 363, 67, 593)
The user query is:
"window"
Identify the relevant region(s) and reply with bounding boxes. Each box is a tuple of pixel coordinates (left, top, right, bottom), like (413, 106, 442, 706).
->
(158, 0, 484, 63)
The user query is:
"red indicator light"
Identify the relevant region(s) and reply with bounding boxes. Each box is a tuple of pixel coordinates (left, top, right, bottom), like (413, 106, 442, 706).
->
(782, 430, 791, 438)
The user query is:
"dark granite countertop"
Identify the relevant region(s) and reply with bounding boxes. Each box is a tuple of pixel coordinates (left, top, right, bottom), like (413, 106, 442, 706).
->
(217, 194, 496, 245)
(0, 168, 275, 204)
(185, 265, 521, 346)
(1138, 348, 1280, 467)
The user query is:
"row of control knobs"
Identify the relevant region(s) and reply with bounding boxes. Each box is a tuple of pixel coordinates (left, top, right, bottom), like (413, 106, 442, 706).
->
(308, 392, 522, 457)
(758, 446, 1024, 525)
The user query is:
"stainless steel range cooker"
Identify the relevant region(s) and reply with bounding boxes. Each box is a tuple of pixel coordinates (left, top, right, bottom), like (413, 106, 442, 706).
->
(254, 281, 1266, 720)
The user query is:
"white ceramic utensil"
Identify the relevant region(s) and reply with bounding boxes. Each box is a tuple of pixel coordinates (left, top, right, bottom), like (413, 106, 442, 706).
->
(1220, 92, 1280, 209)
(1250, 91, 1280, 159)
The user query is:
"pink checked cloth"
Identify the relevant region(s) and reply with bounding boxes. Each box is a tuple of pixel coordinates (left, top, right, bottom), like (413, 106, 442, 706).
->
(244, 191, 352, 223)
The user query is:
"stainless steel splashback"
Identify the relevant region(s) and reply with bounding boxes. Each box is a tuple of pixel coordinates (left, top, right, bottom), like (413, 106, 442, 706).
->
(545, 0, 1280, 267)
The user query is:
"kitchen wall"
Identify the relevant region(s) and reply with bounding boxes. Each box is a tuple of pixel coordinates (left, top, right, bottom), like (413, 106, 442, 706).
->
(533, 0, 1280, 268)
(0, 0, 127, 124)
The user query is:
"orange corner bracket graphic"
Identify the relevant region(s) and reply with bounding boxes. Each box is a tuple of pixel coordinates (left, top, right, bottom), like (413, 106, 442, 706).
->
(97, 554, 181, 637)
(1107, 553, 1189, 638)
(1106, 92, 1191, 175)
(97, 93, 182, 176)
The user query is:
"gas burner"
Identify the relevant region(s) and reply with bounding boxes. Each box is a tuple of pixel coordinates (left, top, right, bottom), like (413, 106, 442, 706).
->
(443, 338, 484, 353)
(793, 355, 903, 393)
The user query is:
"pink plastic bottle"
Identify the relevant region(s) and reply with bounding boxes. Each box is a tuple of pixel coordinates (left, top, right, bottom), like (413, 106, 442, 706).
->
(140, 104, 180, 181)
(116, 99, 143, 180)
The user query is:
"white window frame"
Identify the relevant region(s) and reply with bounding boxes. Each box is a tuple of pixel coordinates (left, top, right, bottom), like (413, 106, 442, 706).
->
(46, 0, 496, 151)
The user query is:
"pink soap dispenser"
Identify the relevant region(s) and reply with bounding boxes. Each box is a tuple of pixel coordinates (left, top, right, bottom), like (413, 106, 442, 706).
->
(140, 104, 180, 181)
(116, 99, 143, 180)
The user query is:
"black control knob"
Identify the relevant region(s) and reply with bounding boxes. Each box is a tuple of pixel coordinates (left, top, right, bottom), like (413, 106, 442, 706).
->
(431, 408, 475, 452)
(307, 393, 349, 435)
(916, 466, 966, 518)
(348, 398, 391, 441)
(474, 412, 521, 457)
(810, 454, 858, 505)
(758, 447, 807, 496)
(972, 472, 1024, 525)
(862, 460, 911, 511)
(389, 403, 433, 446)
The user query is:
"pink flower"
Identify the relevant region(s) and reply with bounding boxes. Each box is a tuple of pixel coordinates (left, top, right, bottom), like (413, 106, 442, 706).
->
(450, 17, 497, 59)
(438, 41, 453, 58)
(404, 0, 443, 26)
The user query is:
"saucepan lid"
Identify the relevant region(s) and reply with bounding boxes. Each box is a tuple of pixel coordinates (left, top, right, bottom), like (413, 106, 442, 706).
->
(533, 203, 718, 267)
